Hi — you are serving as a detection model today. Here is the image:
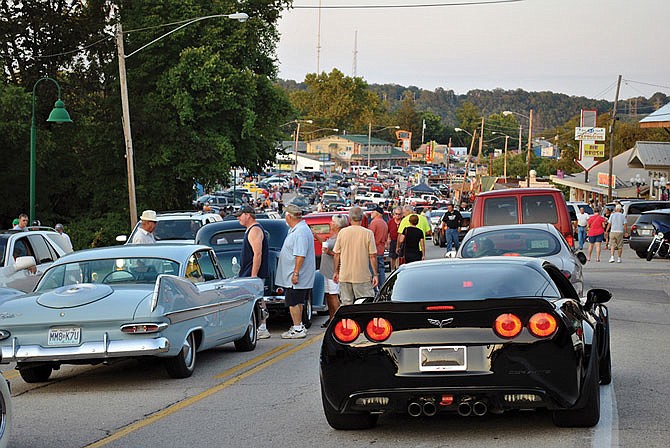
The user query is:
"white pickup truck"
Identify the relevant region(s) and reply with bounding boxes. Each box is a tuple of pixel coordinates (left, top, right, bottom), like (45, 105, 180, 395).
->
(350, 165, 378, 177)
(355, 192, 386, 205)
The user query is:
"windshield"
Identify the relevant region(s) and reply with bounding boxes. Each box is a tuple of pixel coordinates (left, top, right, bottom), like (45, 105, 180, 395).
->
(461, 228, 561, 258)
(36, 257, 180, 291)
(379, 263, 560, 301)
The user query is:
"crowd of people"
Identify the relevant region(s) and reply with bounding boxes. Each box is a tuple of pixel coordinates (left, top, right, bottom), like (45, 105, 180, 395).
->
(575, 201, 628, 263)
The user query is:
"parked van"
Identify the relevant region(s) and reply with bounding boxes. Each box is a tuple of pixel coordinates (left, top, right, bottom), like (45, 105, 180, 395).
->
(470, 188, 574, 247)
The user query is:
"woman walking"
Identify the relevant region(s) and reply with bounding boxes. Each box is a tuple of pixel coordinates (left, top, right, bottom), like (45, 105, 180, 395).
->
(397, 214, 425, 264)
(586, 208, 608, 262)
(313, 214, 348, 327)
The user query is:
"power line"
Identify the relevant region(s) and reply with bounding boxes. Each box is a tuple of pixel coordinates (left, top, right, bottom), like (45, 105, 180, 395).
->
(34, 35, 114, 59)
(292, 0, 523, 9)
(623, 78, 670, 92)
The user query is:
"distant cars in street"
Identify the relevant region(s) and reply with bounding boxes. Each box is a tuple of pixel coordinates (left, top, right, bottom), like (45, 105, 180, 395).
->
(116, 211, 222, 244)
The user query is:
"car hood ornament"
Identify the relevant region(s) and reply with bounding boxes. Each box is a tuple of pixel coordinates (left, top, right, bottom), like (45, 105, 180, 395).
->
(428, 318, 454, 328)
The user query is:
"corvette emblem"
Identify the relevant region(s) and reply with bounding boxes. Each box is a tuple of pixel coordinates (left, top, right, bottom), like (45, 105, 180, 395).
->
(427, 318, 453, 328)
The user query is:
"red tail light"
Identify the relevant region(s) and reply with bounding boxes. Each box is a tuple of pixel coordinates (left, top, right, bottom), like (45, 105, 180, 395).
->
(494, 313, 522, 338)
(564, 232, 575, 248)
(425, 305, 455, 311)
(528, 313, 558, 337)
(121, 323, 167, 334)
(333, 319, 360, 343)
(561, 270, 572, 279)
(631, 224, 637, 233)
(365, 318, 392, 342)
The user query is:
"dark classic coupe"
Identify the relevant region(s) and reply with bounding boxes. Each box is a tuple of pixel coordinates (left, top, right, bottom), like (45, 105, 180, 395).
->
(320, 257, 611, 429)
(195, 219, 325, 328)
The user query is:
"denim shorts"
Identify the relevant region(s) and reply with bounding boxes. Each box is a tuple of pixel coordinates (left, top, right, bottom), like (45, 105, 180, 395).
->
(587, 234, 604, 243)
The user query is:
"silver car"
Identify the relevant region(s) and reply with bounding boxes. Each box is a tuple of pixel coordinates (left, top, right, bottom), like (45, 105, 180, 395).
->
(0, 244, 263, 382)
(456, 224, 587, 295)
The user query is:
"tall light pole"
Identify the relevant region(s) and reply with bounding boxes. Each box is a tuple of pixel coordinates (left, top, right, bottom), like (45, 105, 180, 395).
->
(30, 77, 72, 223)
(503, 109, 534, 187)
(492, 132, 510, 182)
(368, 124, 400, 167)
(116, 12, 248, 227)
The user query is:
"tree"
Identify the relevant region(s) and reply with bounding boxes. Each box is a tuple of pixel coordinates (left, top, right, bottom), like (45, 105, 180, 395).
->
(392, 91, 422, 150)
(0, 0, 294, 245)
(289, 68, 381, 132)
(455, 102, 481, 134)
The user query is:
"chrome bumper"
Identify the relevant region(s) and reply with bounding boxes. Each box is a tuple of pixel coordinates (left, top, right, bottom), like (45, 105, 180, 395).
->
(1, 336, 170, 363)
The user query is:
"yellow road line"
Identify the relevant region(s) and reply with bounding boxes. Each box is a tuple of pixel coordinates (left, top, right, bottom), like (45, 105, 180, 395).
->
(85, 335, 323, 448)
(213, 343, 289, 379)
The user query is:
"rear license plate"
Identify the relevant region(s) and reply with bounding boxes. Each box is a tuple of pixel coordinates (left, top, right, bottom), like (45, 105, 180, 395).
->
(639, 229, 652, 236)
(48, 327, 81, 346)
(419, 346, 467, 372)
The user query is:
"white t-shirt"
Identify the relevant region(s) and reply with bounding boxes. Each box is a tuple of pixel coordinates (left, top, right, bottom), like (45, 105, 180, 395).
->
(576, 212, 590, 227)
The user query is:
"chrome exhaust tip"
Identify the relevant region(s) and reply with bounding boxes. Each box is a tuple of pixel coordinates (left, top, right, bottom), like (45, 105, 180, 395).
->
(422, 401, 437, 417)
(407, 402, 423, 417)
(457, 400, 472, 417)
(472, 400, 488, 416)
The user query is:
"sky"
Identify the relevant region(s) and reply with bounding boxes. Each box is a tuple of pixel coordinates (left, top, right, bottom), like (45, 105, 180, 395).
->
(276, 0, 670, 101)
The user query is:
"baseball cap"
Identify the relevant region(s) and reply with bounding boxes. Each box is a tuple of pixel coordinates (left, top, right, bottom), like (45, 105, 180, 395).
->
(234, 205, 256, 217)
(373, 205, 384, 214)
(284, 204, 303, 217)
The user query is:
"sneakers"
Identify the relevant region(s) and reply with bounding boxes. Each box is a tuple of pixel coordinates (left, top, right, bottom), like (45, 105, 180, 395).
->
(617, 258, 622, 263)
(608, 256, 615, 263)
(257, 327, 271, 339)
(281, 325, 307, 339)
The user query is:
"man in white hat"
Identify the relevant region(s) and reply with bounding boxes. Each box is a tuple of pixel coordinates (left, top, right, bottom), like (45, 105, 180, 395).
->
(132, 210, 158, 244)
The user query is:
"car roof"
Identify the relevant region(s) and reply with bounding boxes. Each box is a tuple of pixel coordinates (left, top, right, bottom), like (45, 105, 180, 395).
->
(477, 188, 561, 197)
(466, 223, 555, 236)
(397, 256, 548, 273)
(52, 244, 210, 265)
(195, 219, 288, 249)
(641, 208, 670, 215)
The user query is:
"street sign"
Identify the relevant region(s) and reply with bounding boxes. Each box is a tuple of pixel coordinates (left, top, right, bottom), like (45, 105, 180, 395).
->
(583, 143, 605, 157)
(575, 127, 606, 141)
(575, 110, 599, 172)
(597, 172, 616, 188)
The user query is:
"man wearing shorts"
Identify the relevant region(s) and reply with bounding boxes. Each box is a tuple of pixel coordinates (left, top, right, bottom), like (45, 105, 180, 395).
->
(333, 206, 378, 305)
(316, 214, 349, 327)
(606, 204, 628, 263)
(277, 204, 316, 339)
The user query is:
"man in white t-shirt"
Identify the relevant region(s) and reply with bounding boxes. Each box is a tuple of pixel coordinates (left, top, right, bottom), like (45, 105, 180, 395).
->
(575, 207, 590, 250)
(605, 204, 627, 263)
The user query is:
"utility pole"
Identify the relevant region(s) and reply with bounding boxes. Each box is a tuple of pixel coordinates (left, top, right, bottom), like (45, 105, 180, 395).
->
(526, 109, 534, 188)
(316, 0, 322, 73)
(352, 30, 358, 77)
(607, 75, 622, 201)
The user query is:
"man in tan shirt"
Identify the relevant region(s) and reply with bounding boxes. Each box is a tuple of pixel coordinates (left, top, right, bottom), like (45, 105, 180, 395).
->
(333, 206, 378, 304)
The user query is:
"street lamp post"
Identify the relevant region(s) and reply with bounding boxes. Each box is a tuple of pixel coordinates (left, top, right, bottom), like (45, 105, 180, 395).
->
(503, 109, 534, 187)
(30, 77, 73, 223)
(492, 132, 510, 182)
(653, 176, 667, 200)
(367, 124, 399, 168)
(630, 174, 646, 199)
(116, 12, 249, 227)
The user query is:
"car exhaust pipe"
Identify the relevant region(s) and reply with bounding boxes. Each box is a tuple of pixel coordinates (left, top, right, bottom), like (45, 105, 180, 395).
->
(407, 402, 423, 417)
(422, 401, 437, 417)
(472, 400, 488, 417)
(457, 400, 472, 417)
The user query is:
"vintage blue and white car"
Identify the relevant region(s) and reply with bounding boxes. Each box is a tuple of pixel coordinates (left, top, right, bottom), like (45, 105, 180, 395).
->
(0, 244, 264, 382)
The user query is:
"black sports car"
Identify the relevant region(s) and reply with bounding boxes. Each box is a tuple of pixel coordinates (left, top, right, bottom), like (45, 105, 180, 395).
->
(320, 257, 611, 429)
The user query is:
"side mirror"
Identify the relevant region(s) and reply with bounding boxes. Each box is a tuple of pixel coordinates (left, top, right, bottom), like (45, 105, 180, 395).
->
(585, 288, 612, 308)
(231, 256, 240, 276)
(13, 256, 36, 272)
(116, 235, 128, 243)
(576, 251, 587, 265)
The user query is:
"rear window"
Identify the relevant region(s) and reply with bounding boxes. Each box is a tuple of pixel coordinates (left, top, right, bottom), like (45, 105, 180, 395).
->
(461, 228, 561, 258)
(483, 197, 518, 225)
(628, 202, 670, 214)
(380, 263, 560, 301)
(636, 213, 670, 226)
(522, 195, 559, 224)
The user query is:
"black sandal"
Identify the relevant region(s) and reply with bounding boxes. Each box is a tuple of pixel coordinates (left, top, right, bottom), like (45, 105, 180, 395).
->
(321, 319, 331, 328)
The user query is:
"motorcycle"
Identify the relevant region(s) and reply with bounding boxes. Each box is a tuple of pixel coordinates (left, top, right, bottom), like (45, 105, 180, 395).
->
(645, 220, 670, 261)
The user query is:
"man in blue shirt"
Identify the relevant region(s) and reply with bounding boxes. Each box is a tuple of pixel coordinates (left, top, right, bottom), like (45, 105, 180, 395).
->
(276, 204, 316, 339)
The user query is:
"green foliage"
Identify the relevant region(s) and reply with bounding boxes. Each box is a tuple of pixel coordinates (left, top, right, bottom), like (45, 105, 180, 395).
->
(392, 92, 422, 150)
(0, 0, 293, 245)
(289, 69, 381, 133)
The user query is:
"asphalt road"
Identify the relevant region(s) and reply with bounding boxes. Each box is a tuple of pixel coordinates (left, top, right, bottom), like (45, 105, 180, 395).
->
(3, 241, 669, 447)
